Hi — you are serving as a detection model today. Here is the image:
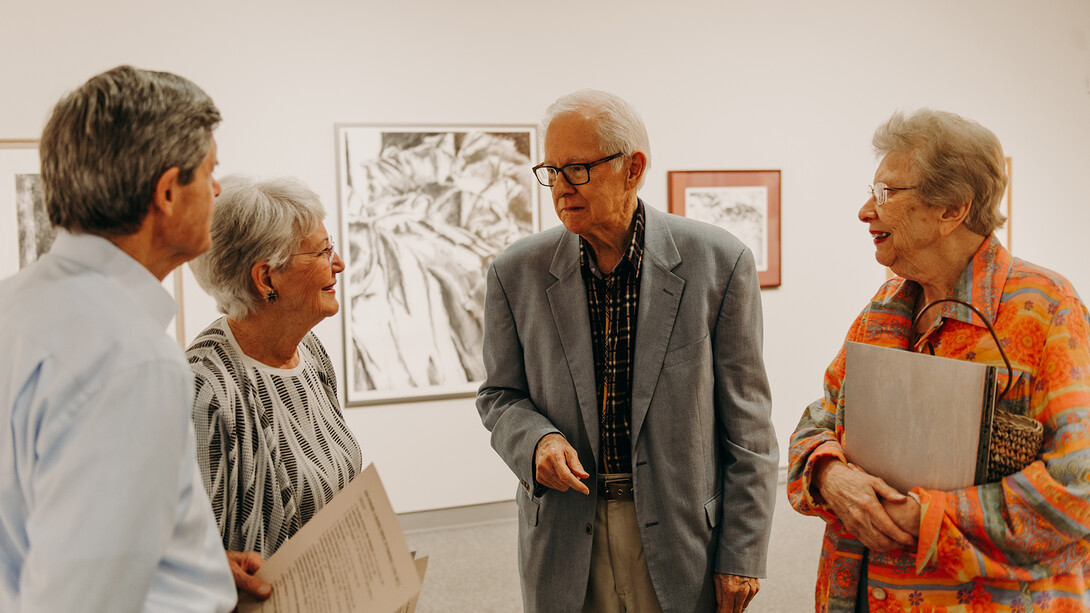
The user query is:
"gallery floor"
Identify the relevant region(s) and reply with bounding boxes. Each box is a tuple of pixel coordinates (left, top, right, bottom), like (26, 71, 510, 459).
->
(401, 474, 826, 612)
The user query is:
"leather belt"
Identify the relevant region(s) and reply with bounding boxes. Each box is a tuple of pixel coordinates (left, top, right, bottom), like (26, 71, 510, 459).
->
(598, 474, 634, 501)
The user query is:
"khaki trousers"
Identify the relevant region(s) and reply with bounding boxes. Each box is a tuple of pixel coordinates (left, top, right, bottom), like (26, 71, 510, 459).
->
(581, 494, 663, 613)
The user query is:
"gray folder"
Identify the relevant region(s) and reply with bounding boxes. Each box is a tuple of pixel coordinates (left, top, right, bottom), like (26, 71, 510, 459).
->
(843, 341, 997, 493)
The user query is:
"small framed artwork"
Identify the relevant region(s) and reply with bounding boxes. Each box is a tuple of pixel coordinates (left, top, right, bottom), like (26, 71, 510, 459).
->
(335, 124, 540, 405)
(0, 139, 187, 347)
(668, 169, 781, 288)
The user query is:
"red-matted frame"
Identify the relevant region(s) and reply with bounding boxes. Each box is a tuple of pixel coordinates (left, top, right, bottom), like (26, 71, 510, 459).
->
(667, 169, 781, 288)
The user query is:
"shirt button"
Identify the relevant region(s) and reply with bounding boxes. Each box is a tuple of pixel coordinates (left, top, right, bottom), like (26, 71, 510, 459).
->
(871, 588, 887, 601)
(584, 523, 593, 535)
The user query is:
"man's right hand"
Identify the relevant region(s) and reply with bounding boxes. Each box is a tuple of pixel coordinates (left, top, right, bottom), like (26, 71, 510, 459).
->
(534, 433, 590, 494)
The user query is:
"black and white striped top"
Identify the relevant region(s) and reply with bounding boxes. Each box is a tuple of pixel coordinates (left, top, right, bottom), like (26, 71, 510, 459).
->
(187, 317, 363, 558)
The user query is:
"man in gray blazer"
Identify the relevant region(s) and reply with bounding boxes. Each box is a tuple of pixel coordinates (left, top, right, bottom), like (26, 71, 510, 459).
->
(476, 89, 778, 613)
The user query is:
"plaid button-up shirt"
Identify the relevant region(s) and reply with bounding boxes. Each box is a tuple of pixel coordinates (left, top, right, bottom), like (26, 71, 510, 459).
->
(580, 204, 645, 474)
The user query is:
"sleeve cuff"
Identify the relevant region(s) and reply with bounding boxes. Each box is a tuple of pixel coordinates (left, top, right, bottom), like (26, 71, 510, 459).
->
(913, 488, 944, 573)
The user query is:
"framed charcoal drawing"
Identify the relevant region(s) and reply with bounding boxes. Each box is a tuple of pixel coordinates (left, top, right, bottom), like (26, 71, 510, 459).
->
(336, 124, 540, 405)
(0, 140, 46, 280)
(668, 169, 781, 288)
(0, 139, 186, 347)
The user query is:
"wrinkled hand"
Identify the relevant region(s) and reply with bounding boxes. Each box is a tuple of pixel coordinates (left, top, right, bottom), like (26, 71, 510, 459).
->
(882, 494, 921, 539)
(715, 573, 759, 613)
(226, 550, 272, 600)
(814, 460, 915, 552)
(534, 433, 590, 494)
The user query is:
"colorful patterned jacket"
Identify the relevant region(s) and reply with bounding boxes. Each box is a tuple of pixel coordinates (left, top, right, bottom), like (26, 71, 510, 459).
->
(788, 236, 1090, 612)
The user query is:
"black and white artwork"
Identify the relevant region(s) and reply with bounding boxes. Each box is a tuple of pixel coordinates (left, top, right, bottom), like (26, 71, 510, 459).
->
(684, 186, 769, 272)
(16, 173, 54, 268)
(0, 141, 41, 279)
(336, 125, 539, 405)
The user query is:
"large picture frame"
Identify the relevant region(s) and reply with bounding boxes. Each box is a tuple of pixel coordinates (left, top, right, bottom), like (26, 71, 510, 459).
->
(0, 139, 43, 280)
(0, 139, 187, 346)
(336, 124, 540, 405)
(667, 169, 781, 288)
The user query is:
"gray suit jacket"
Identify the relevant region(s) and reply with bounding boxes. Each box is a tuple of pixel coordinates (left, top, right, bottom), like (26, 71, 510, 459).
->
(476, 202, 778, 613)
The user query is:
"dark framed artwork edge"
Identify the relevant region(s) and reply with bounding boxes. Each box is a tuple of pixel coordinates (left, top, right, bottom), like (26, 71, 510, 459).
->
(667, 169, 781, 289)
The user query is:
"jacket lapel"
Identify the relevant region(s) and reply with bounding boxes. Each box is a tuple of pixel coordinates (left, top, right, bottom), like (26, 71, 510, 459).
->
(546, 230, 601, 462)
(631, 205, 684, 446)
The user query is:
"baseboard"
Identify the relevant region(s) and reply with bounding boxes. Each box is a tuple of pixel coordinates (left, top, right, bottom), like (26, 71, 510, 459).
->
(398, 499, 517, 533)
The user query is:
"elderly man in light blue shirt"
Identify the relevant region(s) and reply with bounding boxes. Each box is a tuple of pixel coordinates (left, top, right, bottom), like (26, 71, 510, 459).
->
(0, 66, 241, 612)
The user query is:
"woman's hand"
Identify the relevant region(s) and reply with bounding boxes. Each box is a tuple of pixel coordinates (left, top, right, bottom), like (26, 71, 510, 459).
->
(226, 550, 272, 600)
(882, 494, 921, 539)
(814, 459, 917, 552)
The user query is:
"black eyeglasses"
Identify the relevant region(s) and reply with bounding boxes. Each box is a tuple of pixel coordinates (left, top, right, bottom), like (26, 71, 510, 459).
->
(532, 153, 624, 187)
(290, 238, 336, 265)
(868, 182, 919, 206)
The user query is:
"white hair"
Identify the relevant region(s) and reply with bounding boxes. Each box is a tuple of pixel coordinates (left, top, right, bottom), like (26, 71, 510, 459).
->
(189, 174, 326, 320)
(540, 89, 651, 189)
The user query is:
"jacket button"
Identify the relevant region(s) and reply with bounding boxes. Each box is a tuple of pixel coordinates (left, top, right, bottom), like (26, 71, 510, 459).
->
(871, 588, 886, 601)
(584, 523, 593, 535)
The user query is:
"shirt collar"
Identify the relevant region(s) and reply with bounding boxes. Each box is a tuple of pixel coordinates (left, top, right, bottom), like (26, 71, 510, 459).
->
(924, 234, 1010, 328)
(948, 234, 1011, 326)
(47, 230, 178, 330)
(580, 201, 646, 278)
(881, 234, 1011, 330)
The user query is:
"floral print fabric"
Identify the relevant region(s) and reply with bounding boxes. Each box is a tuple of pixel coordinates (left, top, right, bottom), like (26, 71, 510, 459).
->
(788, 236, 1090, 612)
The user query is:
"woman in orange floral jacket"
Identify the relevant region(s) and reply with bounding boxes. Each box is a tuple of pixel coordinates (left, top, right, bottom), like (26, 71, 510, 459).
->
(788, 109, 1090, 612)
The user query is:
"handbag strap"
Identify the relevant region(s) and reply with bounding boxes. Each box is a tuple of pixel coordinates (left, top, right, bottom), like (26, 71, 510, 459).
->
(913, 297, 1014, 401)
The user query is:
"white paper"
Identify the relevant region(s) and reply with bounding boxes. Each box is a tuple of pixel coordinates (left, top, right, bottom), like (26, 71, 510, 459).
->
(239, 463, 421, 613)
(394, 555, 429, 613)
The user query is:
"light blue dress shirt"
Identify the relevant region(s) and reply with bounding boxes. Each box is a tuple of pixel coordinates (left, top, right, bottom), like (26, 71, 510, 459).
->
(0, 231, 236, 612)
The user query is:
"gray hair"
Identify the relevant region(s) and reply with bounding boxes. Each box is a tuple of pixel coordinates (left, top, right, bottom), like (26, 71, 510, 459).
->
(873, 109, 1007, 236)
(540, 89, 651, 189)
(190, 175, 326, 321)
(40, 65, 221, 236)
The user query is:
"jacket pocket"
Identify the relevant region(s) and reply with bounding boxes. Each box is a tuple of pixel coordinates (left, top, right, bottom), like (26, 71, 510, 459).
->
(663, 334, 710, 370)
(704, 490, 723, 528)
(519, 485, 540, 527)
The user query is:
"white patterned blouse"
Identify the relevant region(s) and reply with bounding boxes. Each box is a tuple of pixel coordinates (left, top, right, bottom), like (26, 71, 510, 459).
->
(187, 317, 363, 558)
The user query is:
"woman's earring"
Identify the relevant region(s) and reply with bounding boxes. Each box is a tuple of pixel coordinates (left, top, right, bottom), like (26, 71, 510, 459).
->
(265, 290, 278, 303)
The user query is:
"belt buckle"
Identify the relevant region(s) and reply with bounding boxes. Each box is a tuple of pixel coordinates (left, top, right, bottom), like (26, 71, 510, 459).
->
(600, 477, 633, 501)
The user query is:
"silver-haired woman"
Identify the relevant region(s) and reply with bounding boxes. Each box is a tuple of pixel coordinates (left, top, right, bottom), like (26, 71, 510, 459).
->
(187, 175, 363, 594)
(788, 110, 1090, 611)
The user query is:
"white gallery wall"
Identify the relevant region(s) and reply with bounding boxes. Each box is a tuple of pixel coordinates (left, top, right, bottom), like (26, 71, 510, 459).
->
(3, 0, 1088, 513)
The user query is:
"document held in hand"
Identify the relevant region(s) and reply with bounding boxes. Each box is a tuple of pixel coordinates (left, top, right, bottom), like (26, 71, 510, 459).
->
(238, 463, 422, 613)
(843, 341, 998, 493)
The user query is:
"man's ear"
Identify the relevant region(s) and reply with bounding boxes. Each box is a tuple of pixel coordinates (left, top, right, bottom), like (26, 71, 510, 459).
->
(625, 151, 647, 190)
(151, 167, 182, 216)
